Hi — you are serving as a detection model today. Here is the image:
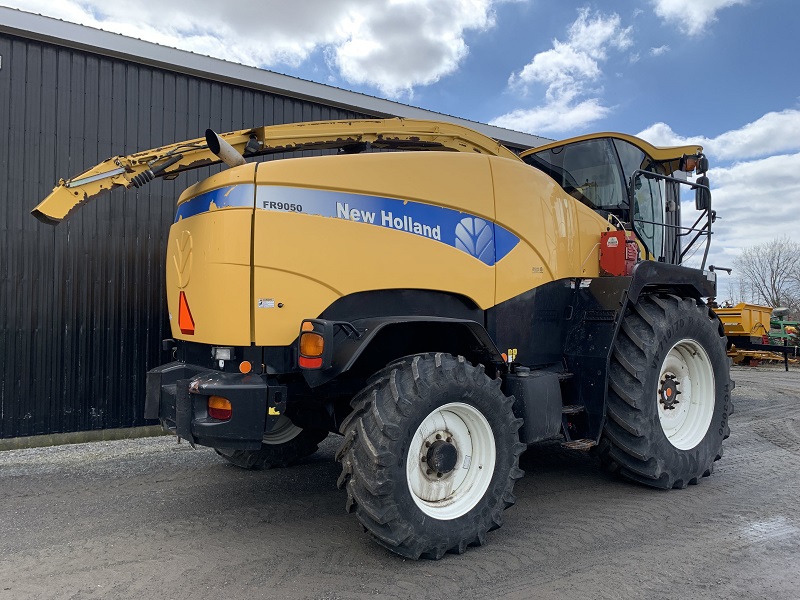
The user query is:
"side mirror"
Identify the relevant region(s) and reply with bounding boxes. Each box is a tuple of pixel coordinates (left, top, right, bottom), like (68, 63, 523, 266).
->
(695, 175, 711, 211)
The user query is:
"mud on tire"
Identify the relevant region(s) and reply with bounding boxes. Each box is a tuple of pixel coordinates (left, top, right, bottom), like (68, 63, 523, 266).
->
(216, 416, 328, 470)
(597, 294, 733, 489)
(336, 353, 525, 560)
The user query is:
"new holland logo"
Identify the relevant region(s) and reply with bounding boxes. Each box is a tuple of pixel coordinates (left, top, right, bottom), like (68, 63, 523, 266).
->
(254, 186, 521, 266)
(455, 217, 494, 264)
(174, 230, 192, 289)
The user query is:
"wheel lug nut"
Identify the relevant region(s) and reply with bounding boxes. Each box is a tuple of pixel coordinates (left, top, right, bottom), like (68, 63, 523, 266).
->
(435, 434, 442, 440)
(446, 437, 452, 443)
(425, 441, 431, 448)
(426, 468, 433, 475)
(437, 472, 442, 478)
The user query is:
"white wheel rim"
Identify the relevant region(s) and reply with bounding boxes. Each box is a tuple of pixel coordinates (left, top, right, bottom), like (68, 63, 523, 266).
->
(657, 338, 715, 450)
(263, 416, 302, 445)
(405, 402, 496, 520)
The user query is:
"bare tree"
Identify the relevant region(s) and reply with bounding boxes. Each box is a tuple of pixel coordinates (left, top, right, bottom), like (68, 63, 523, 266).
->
(733, 236, 800, 314)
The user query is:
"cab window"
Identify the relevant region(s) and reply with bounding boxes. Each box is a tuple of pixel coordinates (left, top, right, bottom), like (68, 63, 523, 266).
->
(525, 139, 626, 216)
(613, 139, 648, 186)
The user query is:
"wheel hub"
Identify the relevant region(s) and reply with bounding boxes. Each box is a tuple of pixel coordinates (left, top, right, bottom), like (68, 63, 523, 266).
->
(659, 372, 681, 410)
(426, 439, 458, 475)
(420, 431, 458, 479)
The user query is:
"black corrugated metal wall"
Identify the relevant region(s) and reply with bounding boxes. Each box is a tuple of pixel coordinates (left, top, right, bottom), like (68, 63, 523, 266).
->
(0, 32, 371, 438)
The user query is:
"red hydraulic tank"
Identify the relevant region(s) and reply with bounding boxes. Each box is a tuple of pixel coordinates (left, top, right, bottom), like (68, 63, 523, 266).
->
(599, 231, 639, 277)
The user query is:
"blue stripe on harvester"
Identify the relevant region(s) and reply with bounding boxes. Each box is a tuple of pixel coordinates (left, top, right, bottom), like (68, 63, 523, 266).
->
(174, 184, 255, 222)
(173, 184, 520, 266)
(256, 186, 520, 266)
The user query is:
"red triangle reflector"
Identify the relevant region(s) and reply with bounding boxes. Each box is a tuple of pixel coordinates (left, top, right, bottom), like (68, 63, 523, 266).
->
(178, 291, 195, 335)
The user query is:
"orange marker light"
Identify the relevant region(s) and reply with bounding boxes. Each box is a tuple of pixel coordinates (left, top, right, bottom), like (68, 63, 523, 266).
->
(239, 361, 252, 374)
(178, 291, 195, 335)
(208, 396, 232, 420)
(300, 332, 325, 357)
(682, 156, 698, 172)
(301, 321, 315, 332)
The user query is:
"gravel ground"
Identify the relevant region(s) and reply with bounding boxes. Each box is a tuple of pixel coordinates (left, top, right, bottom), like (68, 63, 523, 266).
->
(1, 365, 799, 600)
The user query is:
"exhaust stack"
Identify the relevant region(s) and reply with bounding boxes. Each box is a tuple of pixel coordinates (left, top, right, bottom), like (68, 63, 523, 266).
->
(205, 129, 247, 168)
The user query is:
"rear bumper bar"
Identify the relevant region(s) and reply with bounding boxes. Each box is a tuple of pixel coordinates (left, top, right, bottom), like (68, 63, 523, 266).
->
(146, 362, 287, 450)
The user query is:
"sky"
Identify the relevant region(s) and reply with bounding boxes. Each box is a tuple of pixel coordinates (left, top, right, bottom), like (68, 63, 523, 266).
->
(4, 0, 800, 299)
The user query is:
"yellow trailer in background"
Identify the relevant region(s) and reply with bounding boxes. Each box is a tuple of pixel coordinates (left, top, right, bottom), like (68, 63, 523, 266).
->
(714, 303, 799, 366)
(714, 303, 773, 342)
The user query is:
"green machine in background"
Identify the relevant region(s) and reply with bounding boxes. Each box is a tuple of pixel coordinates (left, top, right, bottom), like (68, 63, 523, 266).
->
(769, 308, 799, 346)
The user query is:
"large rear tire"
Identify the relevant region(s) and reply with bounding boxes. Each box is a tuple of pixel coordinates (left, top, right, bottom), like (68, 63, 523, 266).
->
(336, 353, 525, 559)
(215, 416, 328, 470)
(597, 295, 733, 489)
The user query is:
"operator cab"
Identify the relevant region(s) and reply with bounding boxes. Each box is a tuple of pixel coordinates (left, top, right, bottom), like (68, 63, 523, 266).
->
(520, 133, 712, 267)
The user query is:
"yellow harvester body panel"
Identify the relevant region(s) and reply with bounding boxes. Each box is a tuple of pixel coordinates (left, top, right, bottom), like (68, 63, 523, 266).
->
(167, 150, 609, 347)
(490, 156, 607, 304)
(167, 164, 257, 346)
(252, 152, 496, 346)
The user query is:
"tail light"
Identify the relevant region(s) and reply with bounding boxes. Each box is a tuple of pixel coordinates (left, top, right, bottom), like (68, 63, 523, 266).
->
(298, 319, 334, 370)
(208, 396, 232, 420)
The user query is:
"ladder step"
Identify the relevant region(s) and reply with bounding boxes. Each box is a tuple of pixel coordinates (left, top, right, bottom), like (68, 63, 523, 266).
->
(560, 439, 597, 451)
(561, 405, 584, 415)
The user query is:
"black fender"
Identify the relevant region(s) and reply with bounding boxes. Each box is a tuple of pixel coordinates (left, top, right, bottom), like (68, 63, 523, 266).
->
(302, 316, 504, 388)
(627, 261, 717, 303)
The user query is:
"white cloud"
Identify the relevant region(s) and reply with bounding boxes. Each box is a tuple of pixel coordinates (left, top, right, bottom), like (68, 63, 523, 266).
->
(651, 0, 748, 36)
(491, 98, 610, 134)
(650, 45, 670, 56)
(638, 111, 800, 270)
(511, 8, 631, 98)
(491, 8, 631, 135)
(4, 1, 350, 66)
(329, 0, 498, 97)
(1, 0, 501, 98)
(688, 152, 800, 270)
(637, 110, 800, 161)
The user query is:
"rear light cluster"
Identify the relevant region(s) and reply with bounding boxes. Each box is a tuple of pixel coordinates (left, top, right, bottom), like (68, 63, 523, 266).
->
(298, 319, 336, 370)
(208, 396, 232, 420)
(299, 321, 325, 369)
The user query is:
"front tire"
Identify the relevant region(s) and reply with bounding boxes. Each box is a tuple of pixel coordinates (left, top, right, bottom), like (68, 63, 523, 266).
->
(336, 353, 524, 559)
(215, 416, 328, 470)
(597, 295, 733, 489)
